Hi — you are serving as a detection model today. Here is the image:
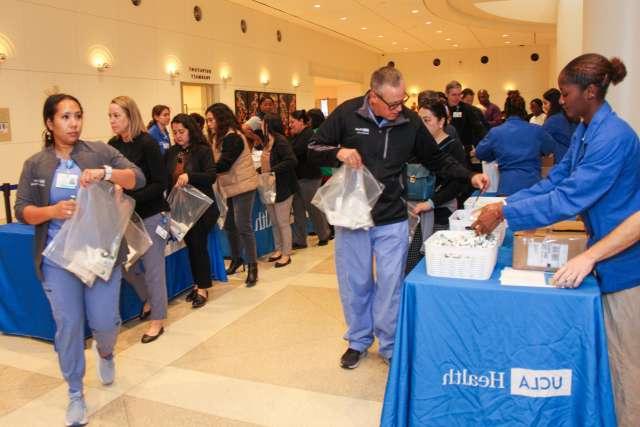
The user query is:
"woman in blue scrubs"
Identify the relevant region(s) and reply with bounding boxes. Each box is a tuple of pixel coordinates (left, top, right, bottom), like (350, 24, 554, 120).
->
(472, 54, 639, 426)
(542, 88, 578, 164)
(475, 94, 556, 195)
(14, 94, 145, 427)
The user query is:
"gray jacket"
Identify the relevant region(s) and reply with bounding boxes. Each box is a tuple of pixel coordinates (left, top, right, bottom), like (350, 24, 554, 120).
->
(14, 140, 146, 281)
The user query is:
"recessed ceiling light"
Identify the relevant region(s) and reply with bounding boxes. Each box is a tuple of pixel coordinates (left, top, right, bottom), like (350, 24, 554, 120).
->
(392, 41, 398, 45)
(436, 30, 443, 34)
(411, 9, 419, 14)
(361, 27, 367, 30)
(425, 21, 432, 25)
(339, 16, 347, 21)
(504, 41, 512, 44)
(502, 34, 510, 38)
(403, 47, 409, 50)
(377, 35, 384, 38)
(452, 44, 459, 47)
(445, 37, 452, 41)
(313, 4, 320, 8)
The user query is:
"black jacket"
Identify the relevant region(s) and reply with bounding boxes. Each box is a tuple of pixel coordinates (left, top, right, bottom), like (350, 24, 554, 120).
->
(449, 102, 487, 148)
(290, 127, 321, 180)
(309, 94, 473, 226)
(109, 133, 170, 219)
(431, 135, 468, 206)
(166, 143, 219, 225)
(268, 134, 299, 202)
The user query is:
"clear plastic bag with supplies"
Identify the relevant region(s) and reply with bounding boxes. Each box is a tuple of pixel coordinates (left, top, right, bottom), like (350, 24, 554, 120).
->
(406, 201, 421, 243)
(311, 165, 384, 230)
(123, 212, 153, 271)
(257, 172, 276, 205)
(43, 181, 135, 286)
(213, 182, 228, 229)
(166, 184, 213, 241)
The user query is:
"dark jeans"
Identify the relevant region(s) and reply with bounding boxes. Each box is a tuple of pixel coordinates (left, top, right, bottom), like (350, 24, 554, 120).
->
(184, 212, 215, 289)
(225, 190, 258, 263)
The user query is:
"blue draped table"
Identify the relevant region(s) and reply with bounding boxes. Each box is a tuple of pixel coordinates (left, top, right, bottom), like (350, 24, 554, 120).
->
(0, 222, 227, 342)
(381, 247, 616, 426)
(218, 192, 275, 257)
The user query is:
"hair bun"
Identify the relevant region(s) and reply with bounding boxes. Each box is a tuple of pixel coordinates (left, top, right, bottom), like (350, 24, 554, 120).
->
(609, 57, 627, 85)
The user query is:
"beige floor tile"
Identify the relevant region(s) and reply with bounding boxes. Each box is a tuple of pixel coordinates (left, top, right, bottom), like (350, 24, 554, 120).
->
(127, 367, 382, 427)
(0, 365, 63, 416)
(0, 383, 120, 427)
(84, 355, 163, 395)
(91, 395, 260, 427)
(309, 256, 336, 274)
(289, 272, 338, 289)
(173, 286, 388, 402)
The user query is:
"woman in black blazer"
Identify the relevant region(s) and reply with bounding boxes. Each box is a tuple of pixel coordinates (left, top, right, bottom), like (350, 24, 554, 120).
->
(166, 114, 219, 308)
(260, 114, 299, 267)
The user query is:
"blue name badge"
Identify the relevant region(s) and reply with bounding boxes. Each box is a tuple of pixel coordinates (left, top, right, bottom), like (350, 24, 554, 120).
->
(55, 172, 79, 190)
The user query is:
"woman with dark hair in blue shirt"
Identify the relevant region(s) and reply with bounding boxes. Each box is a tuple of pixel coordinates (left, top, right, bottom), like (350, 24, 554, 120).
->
(473, 54, 640, 426)
(475, 94, 555, 195)
(542, 88, 578, 164)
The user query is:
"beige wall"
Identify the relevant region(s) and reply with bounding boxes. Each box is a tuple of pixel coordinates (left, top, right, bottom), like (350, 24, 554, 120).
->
(386, 45, 552, 109)
(0, 0, 379, 191)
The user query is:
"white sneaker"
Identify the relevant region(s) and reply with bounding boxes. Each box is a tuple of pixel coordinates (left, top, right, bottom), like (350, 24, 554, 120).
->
(92, 341, 115, 385)
(65, 392, 88, 426)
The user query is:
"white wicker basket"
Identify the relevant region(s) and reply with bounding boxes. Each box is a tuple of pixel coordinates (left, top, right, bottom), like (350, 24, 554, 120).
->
(424, 230, 499, 280)
(463, 196, 506, 211)
(448, 209, 507, 246)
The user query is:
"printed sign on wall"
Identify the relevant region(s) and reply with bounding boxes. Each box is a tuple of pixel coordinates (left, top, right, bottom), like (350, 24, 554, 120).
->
(0, 108, 11, 142)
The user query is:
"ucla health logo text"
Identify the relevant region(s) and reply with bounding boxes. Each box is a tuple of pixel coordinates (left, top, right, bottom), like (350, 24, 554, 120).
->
(443, 368, 572, 398)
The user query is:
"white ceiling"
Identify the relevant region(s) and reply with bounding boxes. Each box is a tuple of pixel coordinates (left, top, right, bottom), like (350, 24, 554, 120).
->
(228, 0, 557, 53)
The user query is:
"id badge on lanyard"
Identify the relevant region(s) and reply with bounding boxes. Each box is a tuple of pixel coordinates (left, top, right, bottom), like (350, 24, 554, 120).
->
(55, 159, 79, 189)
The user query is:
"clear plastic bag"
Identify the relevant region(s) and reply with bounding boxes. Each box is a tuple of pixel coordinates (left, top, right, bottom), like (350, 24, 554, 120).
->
(257, 172, 276, 204)
(311, 165, 384, 230)
(213, 183, 228, 229)
(124, 212, 153, 271)
(166, 184, 213, 241)
(482, 161, 500, 193)
(406, 201, 421, 243)
(43, 181, 135, 286)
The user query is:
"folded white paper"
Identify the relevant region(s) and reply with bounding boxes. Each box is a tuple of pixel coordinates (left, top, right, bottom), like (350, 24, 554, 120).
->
(499, 267, 554, 288)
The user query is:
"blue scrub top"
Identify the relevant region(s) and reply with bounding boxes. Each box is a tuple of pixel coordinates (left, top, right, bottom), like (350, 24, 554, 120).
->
(47, 158, 81, 243)
(504, 102, 640, 293)
(475, 116, 556, 195)
(148, 124, 170, 155)
(543, 112, 578, 164)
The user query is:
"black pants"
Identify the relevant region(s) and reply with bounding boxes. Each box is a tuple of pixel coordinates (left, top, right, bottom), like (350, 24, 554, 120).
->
(225, 190, 258, 263)
(184, 209, 216, 289)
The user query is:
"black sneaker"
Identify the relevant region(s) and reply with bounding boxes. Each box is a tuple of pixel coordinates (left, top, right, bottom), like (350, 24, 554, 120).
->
(340, 348, 367, 369)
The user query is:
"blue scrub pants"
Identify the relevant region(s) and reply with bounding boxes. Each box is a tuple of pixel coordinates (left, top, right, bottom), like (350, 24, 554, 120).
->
(334, 220, 409, 359)
(42, 260, 122, 395)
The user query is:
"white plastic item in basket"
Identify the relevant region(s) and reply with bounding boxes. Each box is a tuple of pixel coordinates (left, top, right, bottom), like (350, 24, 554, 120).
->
(424, 230, 499, 280)
(448, 209, 506, 246)
(482, 161, 500, 193)
(463, 196, 506, 211)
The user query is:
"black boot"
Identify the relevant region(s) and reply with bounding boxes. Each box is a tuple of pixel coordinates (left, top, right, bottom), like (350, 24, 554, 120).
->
(226, 258, 245, 275)
(245, 263, 258, 287)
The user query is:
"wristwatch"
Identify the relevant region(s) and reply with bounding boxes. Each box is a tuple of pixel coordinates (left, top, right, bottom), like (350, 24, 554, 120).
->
(102, 165, 113, 181)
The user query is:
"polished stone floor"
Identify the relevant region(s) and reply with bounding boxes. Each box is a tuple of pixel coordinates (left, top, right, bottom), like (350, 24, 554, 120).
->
(0, 238, 389, 426)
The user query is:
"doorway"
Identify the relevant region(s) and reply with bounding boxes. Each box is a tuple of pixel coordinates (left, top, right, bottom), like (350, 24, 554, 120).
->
(180, 83, 218, 116)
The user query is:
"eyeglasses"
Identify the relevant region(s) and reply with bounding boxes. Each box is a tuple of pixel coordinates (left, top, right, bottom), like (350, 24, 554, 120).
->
(374, 91, 409, 110)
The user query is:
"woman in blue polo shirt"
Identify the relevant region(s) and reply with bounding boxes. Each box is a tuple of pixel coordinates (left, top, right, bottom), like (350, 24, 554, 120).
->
(472, 54, 639, 426)
(147, 104, 171, 154)
(542, 88, 578, 164)
(474, 94, 555, 195)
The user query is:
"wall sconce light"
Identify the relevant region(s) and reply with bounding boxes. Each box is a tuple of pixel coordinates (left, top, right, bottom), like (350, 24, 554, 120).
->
(166, 62, 180, 78)
(94, 59, 111, 72)
(292, 76, 300, 88)
(409, 86, 420, 97)
(220, 66, 231, 83)
(0, 53, 6, 64)
(260, 72, 270, 86)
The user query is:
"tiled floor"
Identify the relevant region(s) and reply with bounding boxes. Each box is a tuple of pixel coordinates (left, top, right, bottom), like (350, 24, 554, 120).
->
(0, 239, 388, 426)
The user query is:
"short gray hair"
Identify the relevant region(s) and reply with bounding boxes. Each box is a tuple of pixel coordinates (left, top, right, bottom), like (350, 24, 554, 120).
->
(445, 80, 462, 94)
(370, 66, 404, 91)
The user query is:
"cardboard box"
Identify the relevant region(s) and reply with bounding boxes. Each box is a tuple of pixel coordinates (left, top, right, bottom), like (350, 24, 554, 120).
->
(513, 221, 588, 271)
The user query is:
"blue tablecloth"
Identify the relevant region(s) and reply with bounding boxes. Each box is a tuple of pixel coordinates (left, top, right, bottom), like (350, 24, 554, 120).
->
(0, 222, 227, 341)
(381, 247, 616, 426)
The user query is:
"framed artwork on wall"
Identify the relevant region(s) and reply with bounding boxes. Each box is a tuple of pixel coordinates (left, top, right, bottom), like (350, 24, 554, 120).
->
(234, 90, 296, 130)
